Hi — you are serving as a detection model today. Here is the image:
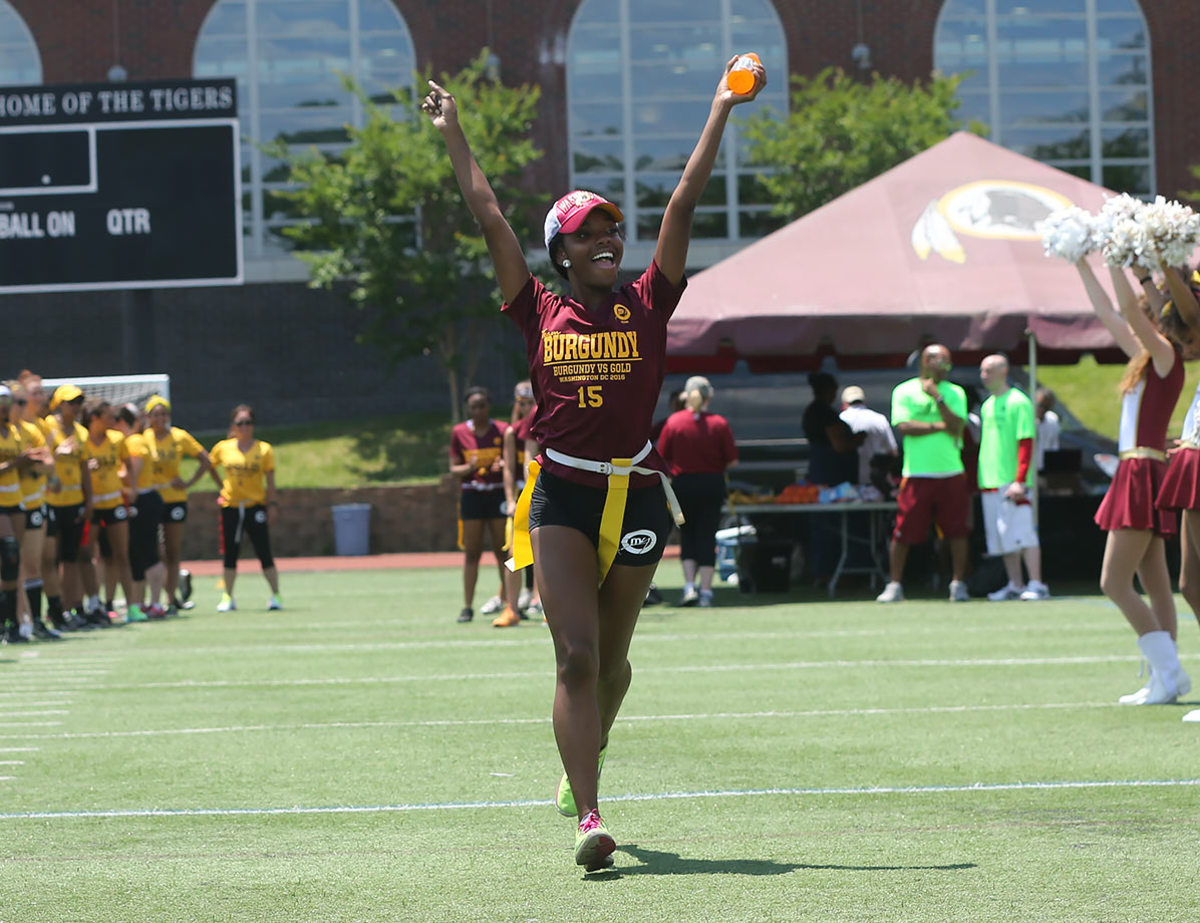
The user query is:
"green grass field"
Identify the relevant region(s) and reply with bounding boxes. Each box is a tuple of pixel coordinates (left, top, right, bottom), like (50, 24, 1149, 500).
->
(3, 568, 1199, 922)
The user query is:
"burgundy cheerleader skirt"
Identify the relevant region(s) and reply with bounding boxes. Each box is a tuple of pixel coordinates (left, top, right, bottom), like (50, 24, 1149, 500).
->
(1095, 456, 1177, 537)
(1157, 446, 1200, 512)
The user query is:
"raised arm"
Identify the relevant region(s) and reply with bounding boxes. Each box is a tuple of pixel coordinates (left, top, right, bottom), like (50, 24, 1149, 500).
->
(1160, 263, 1200, 333)
(421, 80, 530, 304)
(655, 57, 765, 285)
(1076, 260, 1140, 359)
(1108, 265, 1175, 375)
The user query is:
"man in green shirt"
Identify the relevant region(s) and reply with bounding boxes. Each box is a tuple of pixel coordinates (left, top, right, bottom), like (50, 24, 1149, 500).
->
(877, 344, 971, 603)
(978, 354, 1049, 601)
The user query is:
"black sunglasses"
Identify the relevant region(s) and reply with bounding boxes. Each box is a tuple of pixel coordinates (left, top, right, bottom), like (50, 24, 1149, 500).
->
(234, 419, 254, 426)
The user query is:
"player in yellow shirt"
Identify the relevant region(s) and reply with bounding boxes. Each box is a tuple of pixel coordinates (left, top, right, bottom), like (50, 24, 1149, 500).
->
(0, 385, 51, 643)
(208, 404, 282, 612)
(80, 398, 138, 622)
(141, 396, 213, 614)
(7, 382, 56, 640)
(19, 370, 72, 630)
(43, 385, 96, 627)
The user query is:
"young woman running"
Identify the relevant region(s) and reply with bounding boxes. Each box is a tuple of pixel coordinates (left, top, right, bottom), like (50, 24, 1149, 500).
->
(139, 396, 212, 615)
(424, 54, 764, 870)
(208, 405, 281, 612)
(1077, 260, 1187, 704)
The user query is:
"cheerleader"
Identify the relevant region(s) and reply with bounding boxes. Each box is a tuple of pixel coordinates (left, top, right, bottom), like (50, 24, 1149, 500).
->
(1078, 260, 1187, 704)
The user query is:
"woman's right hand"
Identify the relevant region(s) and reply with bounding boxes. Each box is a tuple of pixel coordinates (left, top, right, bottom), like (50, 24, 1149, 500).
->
(420, 80, 458, 130)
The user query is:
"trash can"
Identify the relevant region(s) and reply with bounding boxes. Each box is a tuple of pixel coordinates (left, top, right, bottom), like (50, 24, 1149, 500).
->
(331, 503, 371, 556)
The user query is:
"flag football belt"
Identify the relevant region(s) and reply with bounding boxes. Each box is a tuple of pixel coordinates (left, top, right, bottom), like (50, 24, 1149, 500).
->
(1118, 447, 1166, 462)
(507, 441, 684, 585)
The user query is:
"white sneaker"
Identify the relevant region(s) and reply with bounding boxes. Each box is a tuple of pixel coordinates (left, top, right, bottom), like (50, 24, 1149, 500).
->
(480, 595, 504, 615)
(876, 581, 904, 603)
(216, 593, 237, 613)
(1118, 680, 1152, 705)
(1183, 709, 1200, 722)
(949, 580, 969, 602)
(1019, 580, 1050, 601)
(267, 595, 283, 611)
(987, 583, 1023, 602)
(1141, 669, 1179, 705)
(1175, 665, 1191, 698)
(517, 587, 534, 611)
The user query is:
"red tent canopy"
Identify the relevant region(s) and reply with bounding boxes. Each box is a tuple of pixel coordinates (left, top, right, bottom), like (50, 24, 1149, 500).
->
(667, 131, 1127, 373)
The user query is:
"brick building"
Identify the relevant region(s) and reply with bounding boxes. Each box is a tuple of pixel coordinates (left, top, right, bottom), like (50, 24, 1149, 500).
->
(0, 0, 1193, 427)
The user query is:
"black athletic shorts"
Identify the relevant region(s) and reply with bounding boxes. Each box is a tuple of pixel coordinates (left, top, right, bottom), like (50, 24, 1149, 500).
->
(162, 501, 188, 524)
(23, 505, 45, 530)
(93, 506, 129, 526)
(528, 469, 673, 567)
(460, 488, 505, 520)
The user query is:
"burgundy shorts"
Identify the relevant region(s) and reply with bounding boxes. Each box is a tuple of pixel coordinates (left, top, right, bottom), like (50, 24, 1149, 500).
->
(893, 474, 970, 544)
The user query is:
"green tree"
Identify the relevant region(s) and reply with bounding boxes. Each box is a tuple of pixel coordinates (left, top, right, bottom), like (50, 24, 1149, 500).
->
(272, 51, 544, 420)
(740, 68, 984, 220)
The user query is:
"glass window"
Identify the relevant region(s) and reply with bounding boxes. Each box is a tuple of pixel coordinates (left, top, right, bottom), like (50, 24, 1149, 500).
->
(194, 0, 416, 262)
(565, 0, 788, 256)
(0, 3, 41, 86)
(934, 0, 1154, 197)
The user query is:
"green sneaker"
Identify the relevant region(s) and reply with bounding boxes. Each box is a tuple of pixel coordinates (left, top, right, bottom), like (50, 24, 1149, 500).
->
(125, 605, 148, 623)
(556, 746, 607, 817)
(574, 809, 616, 871)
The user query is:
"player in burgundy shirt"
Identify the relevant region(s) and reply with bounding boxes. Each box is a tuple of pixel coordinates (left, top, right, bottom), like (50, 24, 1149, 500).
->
(424, 55, 765, 870)
(657, 375, 738, 606)
(1078, 260, 1187, 705)
(497, 381, 538, 626)
(448, 386, 509, 624)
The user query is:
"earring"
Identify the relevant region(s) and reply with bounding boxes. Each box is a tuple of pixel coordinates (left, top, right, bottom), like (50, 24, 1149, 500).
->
(562, 259, 572, 268)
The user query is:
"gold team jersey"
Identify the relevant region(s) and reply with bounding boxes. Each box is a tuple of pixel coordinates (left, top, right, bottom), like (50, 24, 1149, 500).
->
(210, 438, 275, 507)
(17, 420, 46, 510)
(81, 430, 130, 510)
(0, 422, 23, 509)
(139, 426, 204, 503)
(125, 432, 154, 491)
(42, 416, 89, 508)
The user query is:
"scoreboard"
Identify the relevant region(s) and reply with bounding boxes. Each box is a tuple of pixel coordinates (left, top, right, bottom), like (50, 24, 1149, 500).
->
(0, 78, 242, 293)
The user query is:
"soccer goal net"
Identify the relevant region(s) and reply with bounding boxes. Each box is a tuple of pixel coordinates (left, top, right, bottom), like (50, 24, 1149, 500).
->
(41, 374, 170, 411)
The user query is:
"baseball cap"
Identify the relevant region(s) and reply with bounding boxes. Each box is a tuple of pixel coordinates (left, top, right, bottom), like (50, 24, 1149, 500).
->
(0, 385, 10, 400)
(544, 190, 624, 250)
(49, 384, 83, 411)
(842, 386, 866, 405)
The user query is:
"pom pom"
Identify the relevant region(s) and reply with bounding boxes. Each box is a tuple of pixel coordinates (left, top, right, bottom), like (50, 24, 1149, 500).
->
(1095, 194, 1153, 269)
(1037, 206, 1097, 263)
(1138, 195, 1200, 269)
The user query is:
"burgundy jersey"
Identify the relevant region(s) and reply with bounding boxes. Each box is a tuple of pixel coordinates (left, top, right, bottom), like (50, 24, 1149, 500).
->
(503, 261, 686, 488)
(449, 419, 508, 489)
(657, 409, 738, 476)
(1117, 353, 1183, 452)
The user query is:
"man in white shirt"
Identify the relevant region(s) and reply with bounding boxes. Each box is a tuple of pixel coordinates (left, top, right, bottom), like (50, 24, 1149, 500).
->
(839, 385, 898, 488)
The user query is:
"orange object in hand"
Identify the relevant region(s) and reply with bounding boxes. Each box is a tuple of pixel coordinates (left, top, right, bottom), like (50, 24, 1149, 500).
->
(728, 53, 761, 95)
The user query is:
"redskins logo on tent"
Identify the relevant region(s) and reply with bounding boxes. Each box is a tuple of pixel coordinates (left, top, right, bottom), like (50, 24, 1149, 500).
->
(912, 180, 1074, 264)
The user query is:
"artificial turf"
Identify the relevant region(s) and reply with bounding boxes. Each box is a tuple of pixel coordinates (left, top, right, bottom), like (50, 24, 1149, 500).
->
(1, 568, 1198, 922)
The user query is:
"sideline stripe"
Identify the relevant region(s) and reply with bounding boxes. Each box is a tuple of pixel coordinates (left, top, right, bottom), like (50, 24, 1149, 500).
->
(1, 778, 1197, 821)
(0, 747, 39, 752)
(0, 702, 1133, 740)
(72, 655, 1164, 692)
